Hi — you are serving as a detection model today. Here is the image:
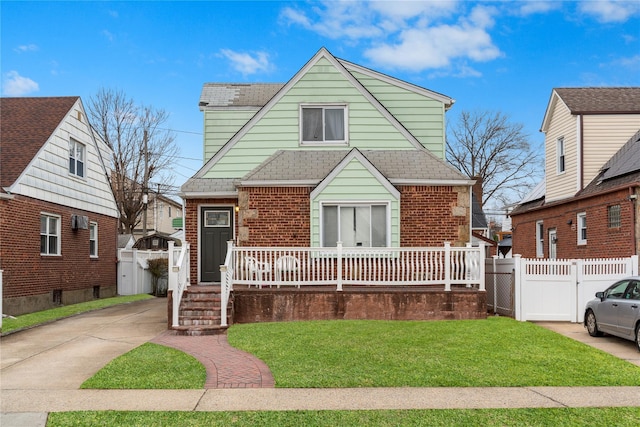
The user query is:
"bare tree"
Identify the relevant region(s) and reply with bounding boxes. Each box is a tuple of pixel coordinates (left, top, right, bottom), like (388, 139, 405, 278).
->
(87, 88, 179, 234)
(446, 110, 542, 207)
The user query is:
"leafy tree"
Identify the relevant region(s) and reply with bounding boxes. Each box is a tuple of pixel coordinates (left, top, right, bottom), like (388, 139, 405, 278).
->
(446, 110, 542, 207)
(87, 88, 179, 234)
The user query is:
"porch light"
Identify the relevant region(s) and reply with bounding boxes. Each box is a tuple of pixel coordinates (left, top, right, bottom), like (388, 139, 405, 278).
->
(235, 206, 239, 212)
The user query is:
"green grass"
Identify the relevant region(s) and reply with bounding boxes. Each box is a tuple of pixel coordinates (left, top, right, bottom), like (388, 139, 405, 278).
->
(0, 294, 154, 335)
(47, 407, 640, 427)
(227, 317, 640, 387)
(81, 342, 206, 389)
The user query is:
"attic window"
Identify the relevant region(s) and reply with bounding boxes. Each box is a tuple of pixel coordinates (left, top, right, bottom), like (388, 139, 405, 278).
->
(69, 138, 85, 178)
(301, 105, 347, 145)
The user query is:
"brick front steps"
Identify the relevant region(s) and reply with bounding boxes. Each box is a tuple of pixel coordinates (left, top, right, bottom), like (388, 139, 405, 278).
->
(173, 285, 231, 336)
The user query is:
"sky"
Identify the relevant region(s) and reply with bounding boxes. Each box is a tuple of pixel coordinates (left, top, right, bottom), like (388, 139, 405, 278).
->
(2, 0, 639, 211)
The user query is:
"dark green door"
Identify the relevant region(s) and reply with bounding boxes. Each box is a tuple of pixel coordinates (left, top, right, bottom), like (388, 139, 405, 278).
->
(200, 207, 233, 283)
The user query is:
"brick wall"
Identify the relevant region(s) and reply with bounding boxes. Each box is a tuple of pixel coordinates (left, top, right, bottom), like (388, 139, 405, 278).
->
(400, 185, 470, 247)
(511, 188, 637, 258)
(0, 195, 118, 315)
(238, 187, 311, 247)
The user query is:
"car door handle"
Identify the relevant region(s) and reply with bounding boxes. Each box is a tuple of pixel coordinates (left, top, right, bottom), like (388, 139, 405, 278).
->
(611, 303, 618, 307)
(632, 305, 639, 309)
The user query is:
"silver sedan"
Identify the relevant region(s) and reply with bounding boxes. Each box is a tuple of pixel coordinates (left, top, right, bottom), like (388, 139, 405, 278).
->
(584, 276, 640, 352)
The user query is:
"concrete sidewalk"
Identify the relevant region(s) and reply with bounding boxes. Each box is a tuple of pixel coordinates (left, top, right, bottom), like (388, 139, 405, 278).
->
(2, 298, 640, 426)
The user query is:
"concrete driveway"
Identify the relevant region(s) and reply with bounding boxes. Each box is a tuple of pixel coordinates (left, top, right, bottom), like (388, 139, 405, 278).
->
(1, 297, 167, 390)
(535, 321, 640, 367)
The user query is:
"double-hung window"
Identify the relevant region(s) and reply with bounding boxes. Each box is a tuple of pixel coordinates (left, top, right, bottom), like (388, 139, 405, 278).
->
(69, 138, 85, 178)
(322, 204, 387, 247)
(301, 105, 347, 144)
(40, 213, 60, 255)
(556, 137, 565, 174)
(577, 212, 587, 245)
(89, 222, 98, 257)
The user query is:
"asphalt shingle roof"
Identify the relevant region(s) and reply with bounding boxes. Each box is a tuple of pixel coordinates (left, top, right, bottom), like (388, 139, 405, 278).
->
(241, 150, 467, 183)
(555, 87, 640, 114)
(199, 83, 284, 109)
(1, 96, 78, 190)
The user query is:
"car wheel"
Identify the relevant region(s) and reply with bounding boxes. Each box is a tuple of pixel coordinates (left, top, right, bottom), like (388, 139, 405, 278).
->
(635, 324, 640, 352)
(586, 310, 603, 337)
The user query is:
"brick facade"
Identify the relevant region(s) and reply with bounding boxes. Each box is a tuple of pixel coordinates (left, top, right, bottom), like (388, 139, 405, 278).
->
(400, 185, 470, 247)
(184, 185, 472, 284)
(511, 187, 639, 259)
(0, 195, 118, 315)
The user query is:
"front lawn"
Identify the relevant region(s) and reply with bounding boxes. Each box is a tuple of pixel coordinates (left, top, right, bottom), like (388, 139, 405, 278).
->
(227, 317, 640, 387)
(47, 408, 640, 427)
(81, 343, 206, 389)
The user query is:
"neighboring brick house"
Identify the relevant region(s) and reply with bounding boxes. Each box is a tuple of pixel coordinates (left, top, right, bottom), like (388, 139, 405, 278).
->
(0, 97, 119, 315)
(181, 48, 474, 284)
(511, 88, 640, 259)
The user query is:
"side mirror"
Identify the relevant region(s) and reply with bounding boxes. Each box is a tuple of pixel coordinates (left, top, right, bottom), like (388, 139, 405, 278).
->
(595, 291, 604, 301)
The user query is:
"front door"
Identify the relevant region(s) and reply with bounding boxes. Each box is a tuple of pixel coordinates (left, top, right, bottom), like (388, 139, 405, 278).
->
(200, 207, 233, 283)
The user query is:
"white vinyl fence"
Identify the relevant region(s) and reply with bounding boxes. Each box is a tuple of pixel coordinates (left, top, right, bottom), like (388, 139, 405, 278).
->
(486, 255, 639, 323)
(117, 249, 168, 295)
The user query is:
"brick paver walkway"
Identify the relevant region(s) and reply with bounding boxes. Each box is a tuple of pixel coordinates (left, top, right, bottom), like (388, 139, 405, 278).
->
(152, 332, 275, 389)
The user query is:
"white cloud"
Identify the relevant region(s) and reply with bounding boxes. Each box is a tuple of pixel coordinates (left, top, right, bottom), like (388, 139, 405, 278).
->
(280, 1, 502, 74)
(579, 0, 640, 23)
(516, 1, 561, 16)
(365, 5, 501, 72)
(14, 44, 38, 53)
(2, 71, 39, 96)
(220, 49, 273, 75)
(102, 30, 114, 42)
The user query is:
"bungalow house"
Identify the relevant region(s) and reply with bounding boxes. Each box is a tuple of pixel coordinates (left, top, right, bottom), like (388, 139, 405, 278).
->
(0, 97, 119, 316)
(511, 88, 640, 259)
(176, 48, 484, 327)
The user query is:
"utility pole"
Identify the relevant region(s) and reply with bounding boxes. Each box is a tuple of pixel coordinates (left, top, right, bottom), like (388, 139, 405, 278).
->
(142, 129, 149, 237)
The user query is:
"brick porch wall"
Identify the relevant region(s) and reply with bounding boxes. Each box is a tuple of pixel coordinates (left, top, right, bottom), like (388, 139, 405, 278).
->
(233, 288, 486, 323)
(0, 195, 118, 315)
(511, 187, 638, 258)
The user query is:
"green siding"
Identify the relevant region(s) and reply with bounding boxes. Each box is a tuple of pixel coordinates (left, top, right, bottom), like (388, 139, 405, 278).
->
(202, 58, 419, 179)
(203, 110, 257, 163)
(310, 158, 400, 247)
(350, 71, 446, 159)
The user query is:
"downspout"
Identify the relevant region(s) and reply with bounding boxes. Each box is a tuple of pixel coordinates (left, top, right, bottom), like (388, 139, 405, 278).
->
(630, 187, 638, 256)
(577, 114, 583, 192)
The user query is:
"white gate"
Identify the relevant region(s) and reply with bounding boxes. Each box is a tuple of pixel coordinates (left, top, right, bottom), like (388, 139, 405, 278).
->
(117, 249, 168, 295)
(486, 255, 639, 323)
(513, 255, 639, 323)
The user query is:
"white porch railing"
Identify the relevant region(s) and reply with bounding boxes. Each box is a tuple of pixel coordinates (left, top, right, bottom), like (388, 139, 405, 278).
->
(220, 241, 485, 327)
(168, 241, 190, 328)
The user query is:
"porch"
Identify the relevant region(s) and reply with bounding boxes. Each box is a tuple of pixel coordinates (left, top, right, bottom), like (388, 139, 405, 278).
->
(167, 242, 487, 332)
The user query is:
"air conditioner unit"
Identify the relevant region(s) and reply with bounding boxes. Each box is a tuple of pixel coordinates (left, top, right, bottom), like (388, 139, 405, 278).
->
(71, 214, 89, 230)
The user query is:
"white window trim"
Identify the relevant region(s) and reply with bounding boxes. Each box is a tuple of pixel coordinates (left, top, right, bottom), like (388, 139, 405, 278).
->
(40, 212, 61, 256)
(320, 201, 391, 248)
(89, 222, 98, 258)
(69, 138, 86, 179)
(300, 104, 348, 146)
(577, 212, 587, 245)
(556, 137, 565, 174)
(535, 220, 544, 258)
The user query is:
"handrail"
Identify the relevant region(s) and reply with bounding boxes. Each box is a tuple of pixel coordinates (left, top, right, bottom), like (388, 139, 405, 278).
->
(169, 241, 190, 328)
(220, 240, 235, 327)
